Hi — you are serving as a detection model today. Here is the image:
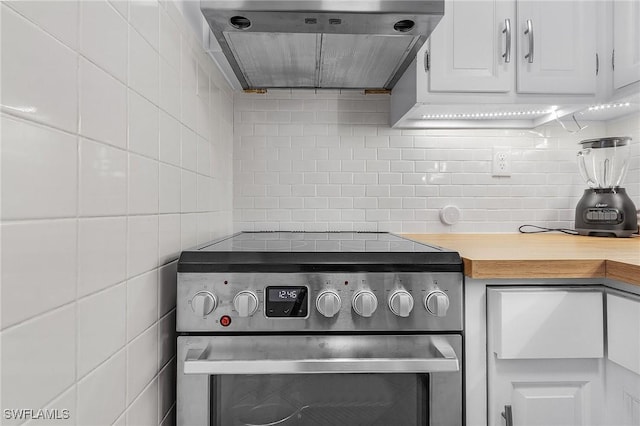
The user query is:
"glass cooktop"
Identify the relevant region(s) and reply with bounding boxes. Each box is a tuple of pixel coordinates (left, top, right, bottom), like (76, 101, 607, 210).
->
(199, 232, 446, 253)
(178, 232, 463, 273)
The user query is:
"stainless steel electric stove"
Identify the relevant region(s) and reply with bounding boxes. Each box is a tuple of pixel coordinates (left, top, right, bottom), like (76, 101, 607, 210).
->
(176, 232, 464, 426)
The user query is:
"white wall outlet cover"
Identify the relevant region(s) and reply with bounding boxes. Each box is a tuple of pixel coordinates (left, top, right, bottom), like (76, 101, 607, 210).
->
(440, 205, 461, 225)
(492, 147, 512, 177)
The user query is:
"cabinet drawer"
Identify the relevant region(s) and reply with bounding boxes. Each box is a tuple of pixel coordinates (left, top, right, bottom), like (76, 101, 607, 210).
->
(489, 288, 604, 359)
(608, 293, 640, 375)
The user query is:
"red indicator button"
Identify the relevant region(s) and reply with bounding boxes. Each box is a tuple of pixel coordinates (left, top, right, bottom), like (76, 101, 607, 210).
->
(220, 315, 231, 327)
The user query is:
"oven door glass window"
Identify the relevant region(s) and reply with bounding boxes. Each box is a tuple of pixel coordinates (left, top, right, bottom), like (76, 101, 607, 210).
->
(212, 373, 428, 426)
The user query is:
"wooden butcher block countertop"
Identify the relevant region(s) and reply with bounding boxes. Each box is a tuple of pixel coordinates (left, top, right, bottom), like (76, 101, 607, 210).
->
(403, 233, 640, 286)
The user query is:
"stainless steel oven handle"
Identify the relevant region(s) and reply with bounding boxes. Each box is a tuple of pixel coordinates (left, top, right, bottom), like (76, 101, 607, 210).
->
(183, 338, 459, 375)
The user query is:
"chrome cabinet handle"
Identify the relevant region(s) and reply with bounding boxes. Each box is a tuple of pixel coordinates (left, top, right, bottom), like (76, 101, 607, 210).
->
(501, 404, 513, 426)
(502, 19, 511, 63)
(524, 19, 534, 63)
(424, 49, 430, 72)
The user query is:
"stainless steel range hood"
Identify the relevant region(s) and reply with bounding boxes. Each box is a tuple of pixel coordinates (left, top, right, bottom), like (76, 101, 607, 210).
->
(201, 1, 444, 90)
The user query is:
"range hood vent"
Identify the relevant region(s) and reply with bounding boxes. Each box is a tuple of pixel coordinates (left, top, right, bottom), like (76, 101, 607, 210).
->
(201, 1, 444, 90)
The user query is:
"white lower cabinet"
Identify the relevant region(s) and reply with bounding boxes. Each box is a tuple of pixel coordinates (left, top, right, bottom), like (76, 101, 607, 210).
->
(605, 290, 640, 426)
(487, 287, 605, 426)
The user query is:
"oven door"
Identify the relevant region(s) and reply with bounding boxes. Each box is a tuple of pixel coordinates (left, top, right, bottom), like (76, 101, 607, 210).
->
(177, 335, 462, 426)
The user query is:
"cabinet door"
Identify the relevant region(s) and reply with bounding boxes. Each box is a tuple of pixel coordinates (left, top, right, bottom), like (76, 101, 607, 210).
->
(487, 288, 605, 426)
(606, 292, 640, 426)
(428, 0, 514, 92)
(516, 0, 597, 94)
(494, 367, 603, 426)
(613, 1, 640, 89)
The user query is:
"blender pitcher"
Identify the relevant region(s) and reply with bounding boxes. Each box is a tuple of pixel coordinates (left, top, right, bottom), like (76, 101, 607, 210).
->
(577, 137, 630, 188)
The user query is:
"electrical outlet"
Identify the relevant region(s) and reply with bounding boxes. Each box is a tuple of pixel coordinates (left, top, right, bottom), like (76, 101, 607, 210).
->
(492, 147, 512, 177)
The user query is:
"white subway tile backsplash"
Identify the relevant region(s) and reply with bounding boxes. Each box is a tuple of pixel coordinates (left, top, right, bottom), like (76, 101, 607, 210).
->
(77, 349, 126, 426)
(1, 220, 77, 328)
(80, 0, 128, 83)
(78, 217, 127, 297)
(159, 164, 181, 213)
(80, 58, 128, 148)
(1, 306, 76, 422)
(77, 283, 126, 378)
(1, 6, 78, 132)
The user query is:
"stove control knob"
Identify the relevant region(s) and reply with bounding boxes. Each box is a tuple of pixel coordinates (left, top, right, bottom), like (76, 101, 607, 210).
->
(316, 290, 341, 318)
(352, 290, 378, 317)
(425, 290, 450, 317)
(388, 290, 414, 317)
(191, 291, 217, 317)
(233, 291, 259, 317)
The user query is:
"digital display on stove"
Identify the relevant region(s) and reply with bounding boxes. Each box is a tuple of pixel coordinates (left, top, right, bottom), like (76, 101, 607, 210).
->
(265, 286, 308, 317)
(268, 288, 302, 302)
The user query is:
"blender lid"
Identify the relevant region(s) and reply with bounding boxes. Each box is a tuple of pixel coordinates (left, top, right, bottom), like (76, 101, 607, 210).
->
(579, 136, 631, 149)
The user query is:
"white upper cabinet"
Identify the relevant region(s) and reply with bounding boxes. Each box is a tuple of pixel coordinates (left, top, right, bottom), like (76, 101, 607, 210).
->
(426, 0, 597, 96)
(428, 0, 514, 93)
(516, 1, 597, 94)
(613, 0, 640, 89)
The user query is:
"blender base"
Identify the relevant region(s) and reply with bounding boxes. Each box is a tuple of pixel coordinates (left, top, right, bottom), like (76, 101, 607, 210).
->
(574, 188, 638, 238)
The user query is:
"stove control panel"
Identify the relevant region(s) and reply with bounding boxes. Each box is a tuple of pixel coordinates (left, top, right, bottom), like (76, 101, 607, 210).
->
(177, 272, 463, 332)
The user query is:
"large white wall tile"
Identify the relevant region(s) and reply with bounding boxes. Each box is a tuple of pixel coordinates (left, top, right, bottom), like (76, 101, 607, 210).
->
(0, 1, 234, 422)
(129, 0, 159, 50)
(159, 164, 181, 213)
(127, 215, 159, 277)
(160, 58, 181, 119)
(181, 125, 198, 171)
(23, 386, 76, 426)
(80, 0, 128, 83)
(80, 58, 128, 148)
(4, 1, 79, 49)
(77, 284, 126, 378)
(158, 214, 181, 265)
(1, 116, 77, 220)
(127, 324, 158, 404)
(159, 110, 181, 166)
(1, 306, 76, 422)
(1, 220, 76, 328)
(79, 139, 127, 216)
(127, 270, 158, 341)
(129, 26, 159, 105)
(77, 349, 126, 426)
(78, 217, 127, 297)
(129, 90, 159, 159)
(129, 154, 159, 214)
(127, 378, 159, 426)
(0, 5, 78, 132)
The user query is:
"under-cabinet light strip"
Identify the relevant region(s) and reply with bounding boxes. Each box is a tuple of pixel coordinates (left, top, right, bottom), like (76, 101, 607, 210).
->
(421, 109, 554, 120)
(587, 102, 631, 111)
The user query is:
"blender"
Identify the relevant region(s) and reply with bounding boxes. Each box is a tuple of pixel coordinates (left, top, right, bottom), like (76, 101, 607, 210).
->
(575, 137, 638, 237)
